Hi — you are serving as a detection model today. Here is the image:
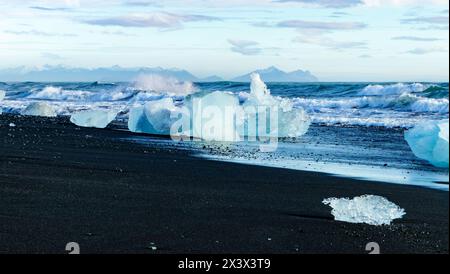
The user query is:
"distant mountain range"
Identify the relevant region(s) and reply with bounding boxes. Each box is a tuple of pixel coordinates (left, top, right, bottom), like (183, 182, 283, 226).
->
(232, 66, 318, 82)
(0, 65, 318, 82)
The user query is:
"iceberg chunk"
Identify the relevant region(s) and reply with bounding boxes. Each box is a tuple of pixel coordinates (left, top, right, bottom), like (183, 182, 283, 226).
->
(128, 106, 155, 134)
(323, 195, 405, 226)
(405, 119, 449, 168)
(70, 109, 118, 128)
(244, 73, 311, 138)
(21, 102, 57, 117)
(126, 73, 310, 141)
(128, 98, 181, 135)
(191, 91, 241, 141)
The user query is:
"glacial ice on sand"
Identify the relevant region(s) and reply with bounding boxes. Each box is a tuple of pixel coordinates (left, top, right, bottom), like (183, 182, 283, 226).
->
(21, 102, 57, 117)
(127, 73, 310, 141)
(245, 73, 310, 137)
(70, 109, 118, 128)
(322, 195, 405, 226)
(191, 91, 242, 141)
(128, 98, 182, 135)
(405, 119, 449, 168)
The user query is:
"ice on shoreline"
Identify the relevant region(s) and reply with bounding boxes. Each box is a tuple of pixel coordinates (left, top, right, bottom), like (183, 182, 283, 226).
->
(323, 195, 405, 226)
(405, 120, 449, 168)
(21, 102, 57, 117)
(70, 109, 118, 128)
(128, 73, 310, 141)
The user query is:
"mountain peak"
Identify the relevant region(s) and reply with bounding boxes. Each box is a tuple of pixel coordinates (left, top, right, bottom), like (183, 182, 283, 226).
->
(232, 67, 318, 82)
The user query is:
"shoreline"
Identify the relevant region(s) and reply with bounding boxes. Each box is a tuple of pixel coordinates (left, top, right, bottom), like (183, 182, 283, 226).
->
(0, 114, 448, 254)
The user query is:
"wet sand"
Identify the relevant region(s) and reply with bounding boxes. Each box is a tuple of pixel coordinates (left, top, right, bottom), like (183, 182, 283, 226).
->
(0, 114, 448, 254)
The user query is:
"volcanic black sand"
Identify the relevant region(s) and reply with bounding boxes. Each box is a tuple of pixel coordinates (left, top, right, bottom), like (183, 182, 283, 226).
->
(0, 114, 448, 254)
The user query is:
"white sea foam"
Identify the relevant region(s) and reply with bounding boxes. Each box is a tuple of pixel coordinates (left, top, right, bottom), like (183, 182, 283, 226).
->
(28, 86, 91, 101)
(291, 94, 448, 114)
(358, 83, 428, 96)
(322, 195, 406, 226)
(21, 102, 57, 117)
(133, 74, 197, 96)
(0, 89, 5, 114)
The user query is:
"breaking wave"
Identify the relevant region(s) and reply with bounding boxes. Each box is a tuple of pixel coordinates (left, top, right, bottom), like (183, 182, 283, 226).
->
(0, 79, 448, 128)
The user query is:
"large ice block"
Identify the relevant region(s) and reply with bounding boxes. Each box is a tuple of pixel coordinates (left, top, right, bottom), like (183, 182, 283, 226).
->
(21, 102, 57, 117)
(70, 109, 118, 128)
(191, 91, 241, 141)
(405, 119, 449, 168)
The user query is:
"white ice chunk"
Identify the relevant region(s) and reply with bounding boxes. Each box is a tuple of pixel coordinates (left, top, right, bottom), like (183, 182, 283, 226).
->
(127, 73, 310, 141)
(128, 98, 181, 135)
(191, 91, 241, 141)
(128, 106, 154, 134)
(21, 102, 57, 117)
(144, 98, 180, 135)
(70, 109, 118, 128)
(323, 195, 405, 226)
(405, 119, 449, 168)
(244, 73, 311, 138)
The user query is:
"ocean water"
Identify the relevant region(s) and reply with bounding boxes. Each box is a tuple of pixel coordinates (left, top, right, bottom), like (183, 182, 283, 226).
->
(1, 80, 448, 189)
(0, 81, 448, 128)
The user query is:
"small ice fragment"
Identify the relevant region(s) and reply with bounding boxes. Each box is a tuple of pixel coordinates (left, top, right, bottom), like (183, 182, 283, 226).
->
(9, 123, 16, 127)
(70, 109, 118, 128)
(322, 195, 405, 226)
(21, 102, 57, 117)
(404, 119, 449, 168)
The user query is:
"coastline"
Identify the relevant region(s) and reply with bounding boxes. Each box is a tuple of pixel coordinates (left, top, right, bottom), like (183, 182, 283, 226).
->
(0, 114, 448, 254)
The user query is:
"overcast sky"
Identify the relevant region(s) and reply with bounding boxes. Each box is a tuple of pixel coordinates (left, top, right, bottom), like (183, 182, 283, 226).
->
(0, 0, 448, 81)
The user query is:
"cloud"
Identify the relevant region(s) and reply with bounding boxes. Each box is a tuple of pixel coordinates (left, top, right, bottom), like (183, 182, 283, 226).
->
(363, 0, 449, 6)
(41, 52, 64, 60)
(330, 11, 351, 17)
(84, 12, 220, 28)
(228, 39, 262, 55)
(359, 54, 372, 58)
(123, 0, 162, 7)
(4, 30, 77, 37)
(392, 36, 441, 41)
(29, 6, 71, 11)
(401, 16, 449, 25)
(275, 20, 367, 31)
(274, 0, 363, 8)
(405, 47, 447, 54)
(294, 36, 367, 50)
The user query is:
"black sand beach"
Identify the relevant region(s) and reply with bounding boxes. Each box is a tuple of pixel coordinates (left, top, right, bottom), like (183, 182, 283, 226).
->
(0, 114, 448, 254)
